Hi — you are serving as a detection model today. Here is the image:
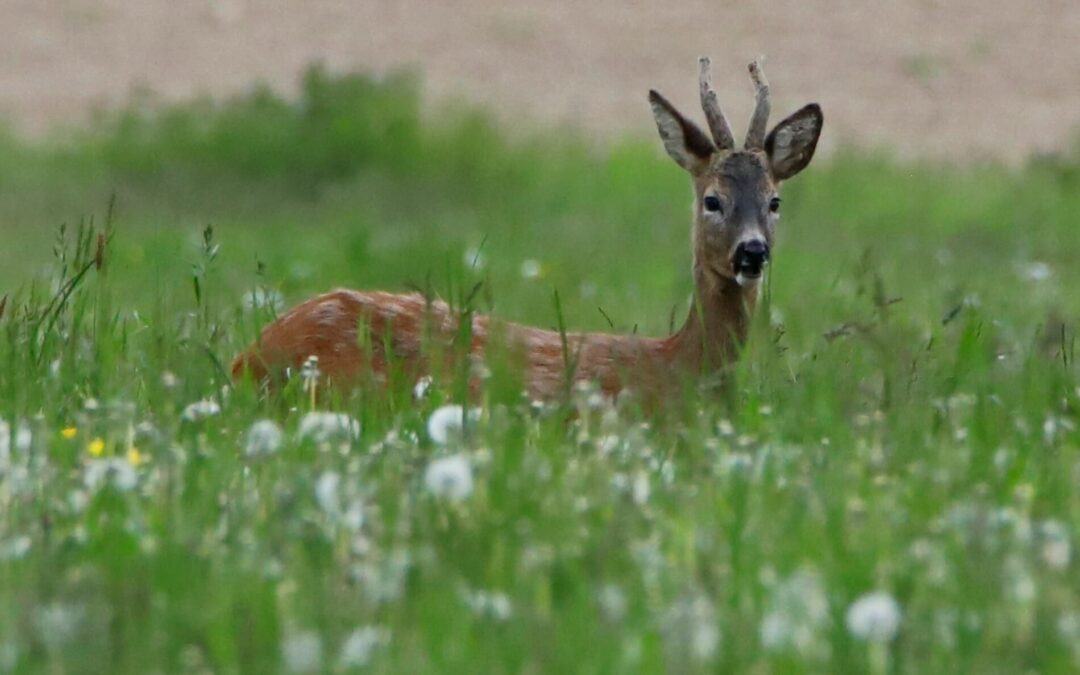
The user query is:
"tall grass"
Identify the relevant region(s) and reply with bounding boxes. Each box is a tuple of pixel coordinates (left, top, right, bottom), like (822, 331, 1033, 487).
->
(1, 66, 1079, 673)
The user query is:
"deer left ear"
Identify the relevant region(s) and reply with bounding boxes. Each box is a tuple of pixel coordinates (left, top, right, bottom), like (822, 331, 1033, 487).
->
(764, 104, 823, 181)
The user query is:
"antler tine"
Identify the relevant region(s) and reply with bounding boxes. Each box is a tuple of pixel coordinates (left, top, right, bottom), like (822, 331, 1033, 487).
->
(698, 57, 734, 151)
(744, 59, 771, 150)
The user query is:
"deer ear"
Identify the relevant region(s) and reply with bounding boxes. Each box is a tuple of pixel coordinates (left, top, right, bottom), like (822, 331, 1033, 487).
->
(649, 90, 715, 173)
(764, 104, 823, 180)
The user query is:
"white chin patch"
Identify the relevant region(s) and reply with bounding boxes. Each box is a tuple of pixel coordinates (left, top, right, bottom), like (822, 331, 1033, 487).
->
(735, 272, 761, 287)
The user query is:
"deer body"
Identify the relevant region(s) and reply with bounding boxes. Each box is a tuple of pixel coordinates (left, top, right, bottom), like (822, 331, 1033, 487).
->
(232, 59, 822, 401)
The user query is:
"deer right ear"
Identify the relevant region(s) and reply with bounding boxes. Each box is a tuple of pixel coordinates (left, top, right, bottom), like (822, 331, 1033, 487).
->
(649, 90, 715, 173)
(764, 104, 823, 181)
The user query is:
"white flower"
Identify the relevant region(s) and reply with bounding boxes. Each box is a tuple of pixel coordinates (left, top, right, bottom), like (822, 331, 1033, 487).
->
(462, 589, 513, 621)
(424, 453, 474, 500)
(298, 412, 360, 444)
(281, 630, 322, 673)
(84, 458, 137, 492)
(520, 259, 542, 280)
(315, 471, 341, 514)
(338, 626, 389, 669)
(464, 246, 486, 271)
(597, 584, 628, 623)
(845, 591, 901, 642)
(243, 287, 285, 313)
(663, 594, 720, 663)
(760, 569, 830, 656)
(426, 405, 479, 445)
(34, 603, 84, 649)
(1041, 520, 1071, 570)
(631, 471, 650, 506)
(413, 376, 433, 400)
(181, 399, 221, 421)
(0, 536, 31, 561)
(245, 419, 284, 456)
(0, 420, 32, 461)
(300, 355, 321, 385)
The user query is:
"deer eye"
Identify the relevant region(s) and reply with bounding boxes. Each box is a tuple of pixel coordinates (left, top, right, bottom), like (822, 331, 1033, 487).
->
(769, 197, 782, 213)
(703, 195, 723, 213)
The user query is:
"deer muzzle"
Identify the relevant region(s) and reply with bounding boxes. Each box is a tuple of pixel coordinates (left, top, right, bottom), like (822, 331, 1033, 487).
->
(733, 239, 770, 279)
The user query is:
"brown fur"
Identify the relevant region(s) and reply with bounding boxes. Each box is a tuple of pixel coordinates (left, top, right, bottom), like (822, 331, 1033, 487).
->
(232, 60, 823, 403)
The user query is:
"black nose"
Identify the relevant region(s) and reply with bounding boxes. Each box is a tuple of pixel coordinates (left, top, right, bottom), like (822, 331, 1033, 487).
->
(734, 240, 770, 275)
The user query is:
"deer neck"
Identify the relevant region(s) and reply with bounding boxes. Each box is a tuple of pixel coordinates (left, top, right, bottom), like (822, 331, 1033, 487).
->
(665, 265, 759, 373)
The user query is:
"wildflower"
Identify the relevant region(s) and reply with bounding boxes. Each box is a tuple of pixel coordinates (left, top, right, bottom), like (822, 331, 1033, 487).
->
(298, 412, 360, 444)
(34, 603, 84, 649)
(300, 355, 321, 385)
(464, 245, 486, 271)
(760, 569, 830, 656)
(245, 419, 284, 456)
(84, 458, 137, 492)
(88, 438, 106, 457)
(462, 589, 513, 621)
(126, 447, 144, 466)
(845, 591, 901, 642)
(61, 427, 78, 440)
(520, 259, 543, 280)
(426, 405, 479, 445)
(663, 593, 720, 663)
(413, 376, 433, 400)
(315, 471, 341, 515)
(597, 584, 628, 623)
(161, 371, 179, 388)
(424, 453, 474, 500)
(338, 626, 389, 669)
(181, 399, 221, 422)
(242, 287, 285, 313)
(1041, 520, 1071, 570)
(281, 630, 322, 674)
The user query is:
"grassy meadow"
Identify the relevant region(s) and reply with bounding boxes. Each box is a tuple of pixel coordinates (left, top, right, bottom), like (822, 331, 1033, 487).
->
(2, 66, 1080, 673)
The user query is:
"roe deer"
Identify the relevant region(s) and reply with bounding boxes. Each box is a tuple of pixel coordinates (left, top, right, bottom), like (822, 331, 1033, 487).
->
(232, 59, 823, 402)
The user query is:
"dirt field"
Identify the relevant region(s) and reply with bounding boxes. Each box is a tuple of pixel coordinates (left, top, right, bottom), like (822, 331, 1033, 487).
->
(4, 0, 1079, 162)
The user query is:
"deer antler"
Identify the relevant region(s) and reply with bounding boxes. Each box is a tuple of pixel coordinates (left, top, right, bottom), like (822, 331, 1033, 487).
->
(744, 59, 771, 150)
(698, 57, 734, 151)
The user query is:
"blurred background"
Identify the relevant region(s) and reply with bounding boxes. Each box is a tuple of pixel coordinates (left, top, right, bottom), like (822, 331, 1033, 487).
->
(4, 0, 1080, 162)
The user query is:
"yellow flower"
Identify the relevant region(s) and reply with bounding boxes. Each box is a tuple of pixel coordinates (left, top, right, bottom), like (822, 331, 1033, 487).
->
(61, 427, 78, 440)
(88, 438, 106, 457)
(126, 447, 144, 467)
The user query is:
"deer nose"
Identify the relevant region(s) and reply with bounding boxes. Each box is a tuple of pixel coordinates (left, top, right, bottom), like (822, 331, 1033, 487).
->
(734, 240, 770, 276)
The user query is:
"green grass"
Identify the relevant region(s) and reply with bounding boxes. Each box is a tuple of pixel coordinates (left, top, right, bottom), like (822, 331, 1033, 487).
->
(2, 65, 1080, 673)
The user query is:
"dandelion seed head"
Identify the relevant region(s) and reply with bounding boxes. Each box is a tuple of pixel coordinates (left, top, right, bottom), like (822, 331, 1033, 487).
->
(338, 626, 389, 669)
(181, 399, 221, 422)
(845, 591, 901, 642)
(281, 630, 322, 674)
(245, 419, 284, 456)
(298, 412, 360, 444)
(426, 405, 479, 445)
(424, 453, 474, 500)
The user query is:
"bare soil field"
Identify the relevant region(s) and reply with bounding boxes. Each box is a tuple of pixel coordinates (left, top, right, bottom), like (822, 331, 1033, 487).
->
(3, 0, 1079, 162)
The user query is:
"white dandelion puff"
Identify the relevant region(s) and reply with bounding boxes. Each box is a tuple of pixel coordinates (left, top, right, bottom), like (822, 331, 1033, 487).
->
(281, 630, 322, 674)
(426, 405, 479, 445)
(462, 589, 513, 621)
(663, 594, 720, 663)
(298, 412, 361, 444)
(315, 471, 341, 515)
(338, 626, 389, 669)
(84, 458, 138, 492)
(520, 259, 543, 280)
(181, 399, 221, 422)
(413, 376, 433, 400)
(245, 419, 284, 457)
(243, 287, 285, 313)
(424, 453, 474, 500)
(845, 591, 901, 642)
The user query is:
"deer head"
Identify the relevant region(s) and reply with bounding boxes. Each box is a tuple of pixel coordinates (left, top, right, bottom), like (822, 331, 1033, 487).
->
(649, 59, 823, 289)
